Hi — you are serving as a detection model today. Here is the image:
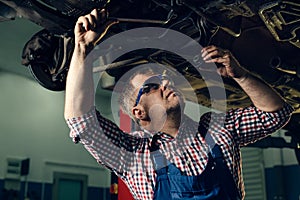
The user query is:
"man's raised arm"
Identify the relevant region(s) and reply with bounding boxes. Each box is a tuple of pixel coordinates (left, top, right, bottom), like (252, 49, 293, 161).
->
(201, 45, 286, 112)
(64, 9, 117, 119)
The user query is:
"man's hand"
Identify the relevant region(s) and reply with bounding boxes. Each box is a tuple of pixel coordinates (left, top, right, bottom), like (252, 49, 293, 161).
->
(201, 45, 248, 80)
(74, 8, 118, 52)
(201, 45, 285, 111)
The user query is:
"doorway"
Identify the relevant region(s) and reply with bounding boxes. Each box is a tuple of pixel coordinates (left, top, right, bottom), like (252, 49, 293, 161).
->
(52, 172, 87, 200)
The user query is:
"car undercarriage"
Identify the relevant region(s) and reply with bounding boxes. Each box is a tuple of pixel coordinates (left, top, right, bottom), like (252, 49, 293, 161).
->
(0, 0, 299, 162)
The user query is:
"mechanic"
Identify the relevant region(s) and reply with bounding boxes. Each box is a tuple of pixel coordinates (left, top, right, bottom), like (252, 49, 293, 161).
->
(64, 9, 294, 200)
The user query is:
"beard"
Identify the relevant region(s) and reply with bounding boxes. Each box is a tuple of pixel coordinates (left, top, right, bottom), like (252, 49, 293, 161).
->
(166, 95, 185, 120)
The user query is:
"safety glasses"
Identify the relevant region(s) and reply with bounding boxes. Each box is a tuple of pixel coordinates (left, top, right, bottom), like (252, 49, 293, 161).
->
(134, 74, 169, 106)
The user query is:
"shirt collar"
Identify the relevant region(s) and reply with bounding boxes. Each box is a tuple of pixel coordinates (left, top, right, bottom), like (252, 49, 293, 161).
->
(146, 115, 198, 142)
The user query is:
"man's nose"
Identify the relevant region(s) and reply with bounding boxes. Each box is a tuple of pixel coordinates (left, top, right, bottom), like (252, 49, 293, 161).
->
(161, 79, 175, 92)
(161, 79, 170, 90)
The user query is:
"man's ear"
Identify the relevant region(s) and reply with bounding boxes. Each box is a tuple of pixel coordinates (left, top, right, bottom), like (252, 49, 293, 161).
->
(132, 105, 146, 120)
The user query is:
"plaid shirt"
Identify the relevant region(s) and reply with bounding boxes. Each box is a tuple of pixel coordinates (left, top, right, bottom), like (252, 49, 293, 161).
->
(67, 103, 293, 200)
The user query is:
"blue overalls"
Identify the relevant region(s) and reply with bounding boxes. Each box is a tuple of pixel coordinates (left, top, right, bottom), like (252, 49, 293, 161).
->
(150, 134, 241, 200)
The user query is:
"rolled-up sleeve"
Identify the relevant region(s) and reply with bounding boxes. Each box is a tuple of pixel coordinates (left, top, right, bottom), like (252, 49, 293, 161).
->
(226, 102, 294, 146)
(66, 107, 97, 144)
(66, 106, 140, 174)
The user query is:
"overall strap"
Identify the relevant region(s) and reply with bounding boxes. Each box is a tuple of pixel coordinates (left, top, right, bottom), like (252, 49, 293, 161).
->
(199, 122, 241, 199)
(151, 151, 171, 170)
(198, 122, 216, 153)
(150, 134, 170, 171)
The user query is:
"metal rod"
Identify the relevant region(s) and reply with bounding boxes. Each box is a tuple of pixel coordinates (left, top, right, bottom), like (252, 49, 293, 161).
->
(109, 17, 171, 24)
(93, 57, 146, 73)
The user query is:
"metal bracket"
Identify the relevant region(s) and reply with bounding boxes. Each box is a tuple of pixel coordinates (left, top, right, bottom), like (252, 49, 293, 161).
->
(259, 1, 300, 48)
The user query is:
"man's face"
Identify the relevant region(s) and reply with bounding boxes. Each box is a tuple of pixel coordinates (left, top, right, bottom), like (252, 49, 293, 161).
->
(131, 73, 184, 115)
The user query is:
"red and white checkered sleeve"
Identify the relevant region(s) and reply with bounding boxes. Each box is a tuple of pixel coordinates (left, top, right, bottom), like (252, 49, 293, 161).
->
(66, 106, 140, 175)
(225, 102, 294, 146)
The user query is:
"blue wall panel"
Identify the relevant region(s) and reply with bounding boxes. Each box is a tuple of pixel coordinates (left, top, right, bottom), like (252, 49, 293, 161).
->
(0, 179, 107, 200)
(27, 182, 43, 199)
(283, 165, 300, 200)
(265, 165, 300, 200)
(43, 183, 52, 200)
(0, 180, 4, 199)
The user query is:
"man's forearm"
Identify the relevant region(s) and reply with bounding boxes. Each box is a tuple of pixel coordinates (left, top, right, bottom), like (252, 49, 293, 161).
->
(234, 73, 285, 112)
(64, 46, 95, 119)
